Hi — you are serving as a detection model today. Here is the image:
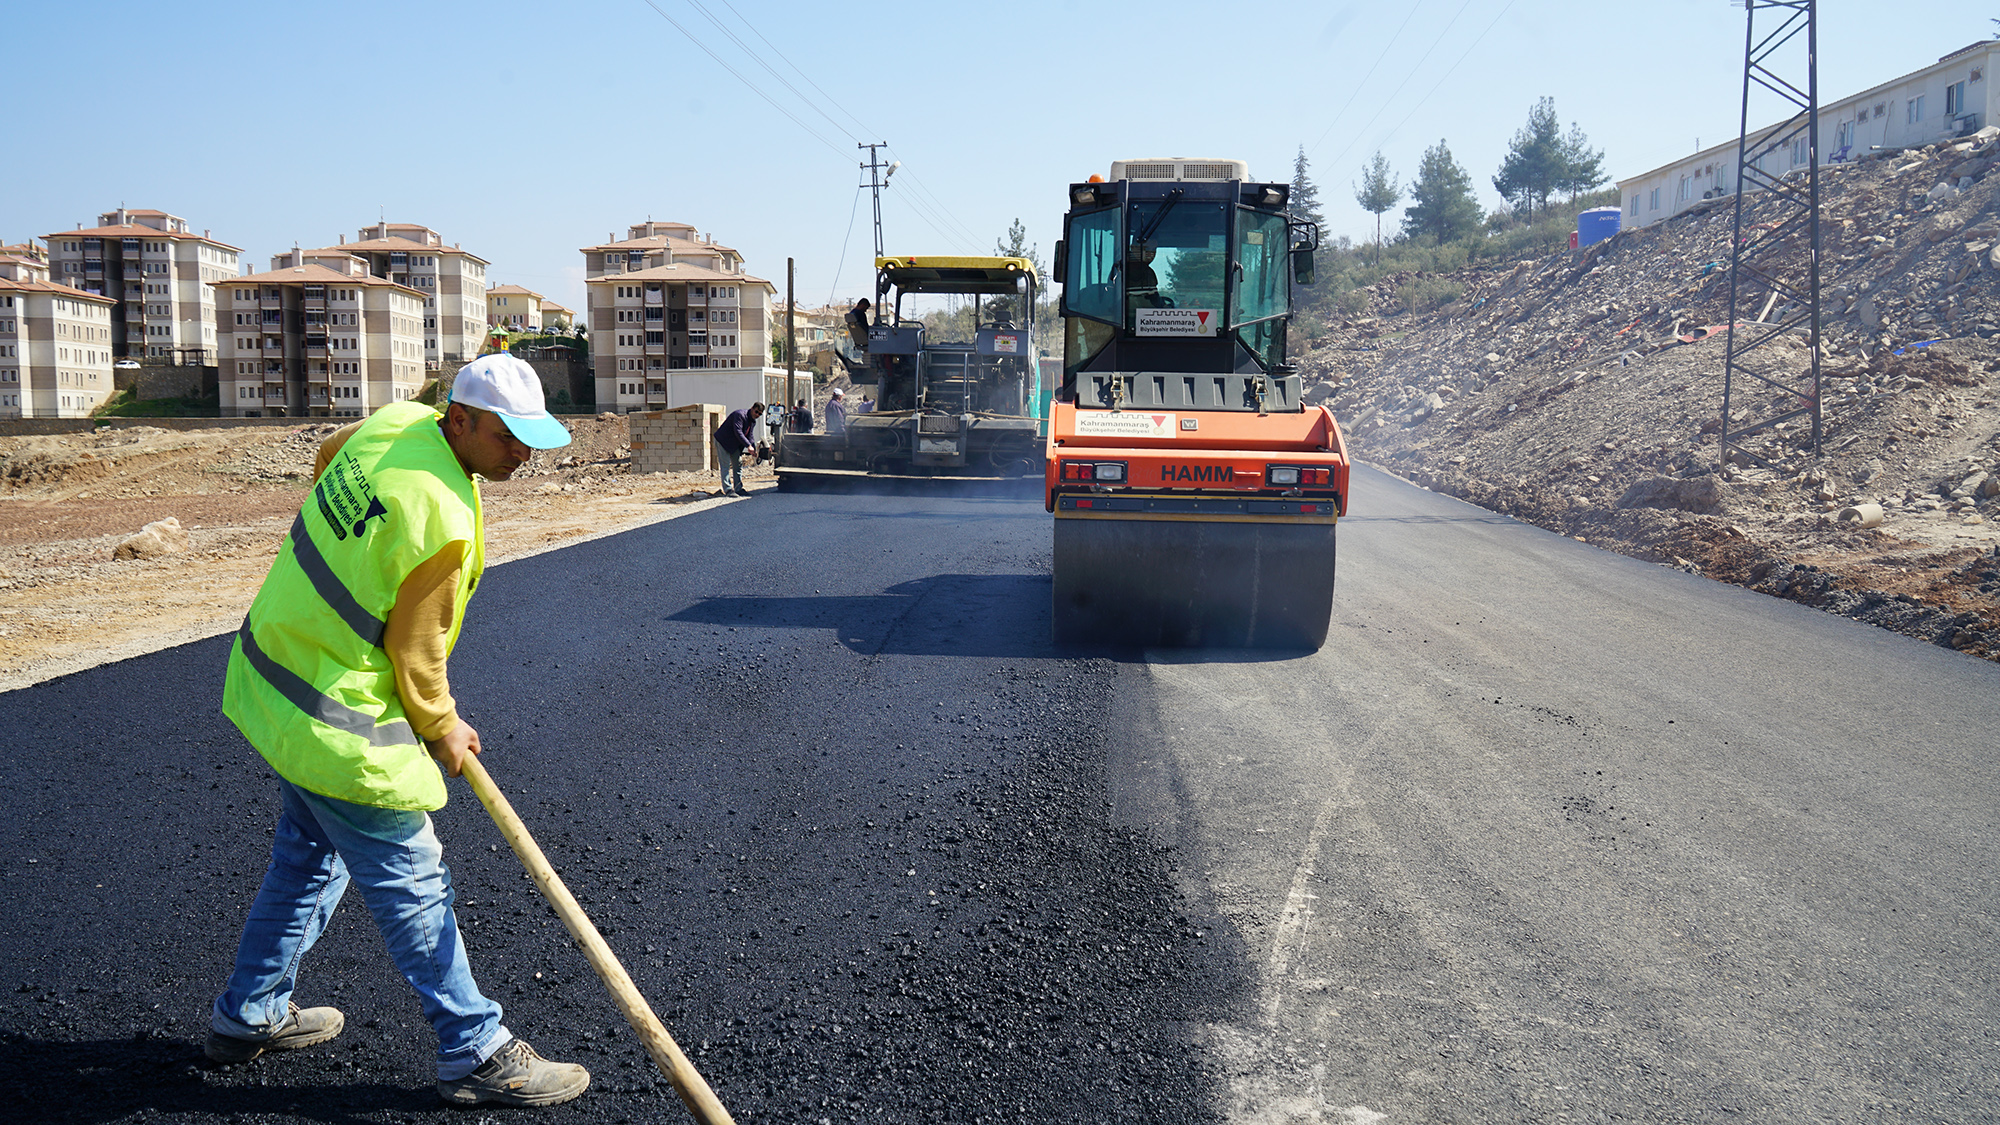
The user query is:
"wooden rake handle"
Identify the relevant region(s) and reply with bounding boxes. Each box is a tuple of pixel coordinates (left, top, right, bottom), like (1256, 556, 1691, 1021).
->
(461, 754, 736, 1125)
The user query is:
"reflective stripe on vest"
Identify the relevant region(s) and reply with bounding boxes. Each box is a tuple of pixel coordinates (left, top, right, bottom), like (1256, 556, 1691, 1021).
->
(235, 618, 413, 747)
(223, 402, 482, 811)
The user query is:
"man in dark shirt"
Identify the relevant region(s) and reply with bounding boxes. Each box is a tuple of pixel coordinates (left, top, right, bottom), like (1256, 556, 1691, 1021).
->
(713, 402, 765, 498)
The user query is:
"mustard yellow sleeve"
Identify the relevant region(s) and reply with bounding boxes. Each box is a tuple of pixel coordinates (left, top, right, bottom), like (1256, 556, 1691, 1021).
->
(385, 540, 466, 742)
(313, 421, 365, 482)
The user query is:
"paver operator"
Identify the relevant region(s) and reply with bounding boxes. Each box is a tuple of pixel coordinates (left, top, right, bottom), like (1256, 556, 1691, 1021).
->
(207, 354, 591, 1108)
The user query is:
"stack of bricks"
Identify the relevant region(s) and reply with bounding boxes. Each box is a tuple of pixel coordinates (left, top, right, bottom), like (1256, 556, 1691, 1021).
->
(627, 403, 724, 473)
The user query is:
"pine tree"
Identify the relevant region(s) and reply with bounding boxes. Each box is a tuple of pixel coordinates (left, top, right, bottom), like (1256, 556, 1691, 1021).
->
(1353, 152, 1402, 266)
(1492, 97, 1565, 220)
(1401, 139, 1482, 245)
(1556, 122, 1608, 202)
(1289, 146, 1325, 239)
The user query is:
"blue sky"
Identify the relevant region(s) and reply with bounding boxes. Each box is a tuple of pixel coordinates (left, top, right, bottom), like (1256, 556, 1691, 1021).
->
(7, 2, 1994, 315)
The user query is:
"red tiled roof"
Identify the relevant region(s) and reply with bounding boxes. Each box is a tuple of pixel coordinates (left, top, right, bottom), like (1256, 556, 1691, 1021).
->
(0, 277, 118, 302)
(40, 224, 242, 251)
(214, 263, 424, 294)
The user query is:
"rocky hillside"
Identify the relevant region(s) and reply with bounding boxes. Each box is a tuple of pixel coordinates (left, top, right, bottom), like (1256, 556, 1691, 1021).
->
(1301, 131, 2000, 661)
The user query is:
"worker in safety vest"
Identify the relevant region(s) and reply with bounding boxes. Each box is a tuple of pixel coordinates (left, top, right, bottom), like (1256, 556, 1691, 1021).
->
(208, 354, 590, 1108)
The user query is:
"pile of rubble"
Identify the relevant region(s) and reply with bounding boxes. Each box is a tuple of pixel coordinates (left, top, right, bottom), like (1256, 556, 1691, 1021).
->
(1305, 130, 2000, 660)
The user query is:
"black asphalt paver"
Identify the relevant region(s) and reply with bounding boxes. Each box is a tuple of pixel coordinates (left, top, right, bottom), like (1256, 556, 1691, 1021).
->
(0, 492, 1244, 1124)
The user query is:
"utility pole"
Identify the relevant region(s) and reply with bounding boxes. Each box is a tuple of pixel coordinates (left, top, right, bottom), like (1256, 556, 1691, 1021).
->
(858, 142, 898, 261)
(786, 257, 797, 437)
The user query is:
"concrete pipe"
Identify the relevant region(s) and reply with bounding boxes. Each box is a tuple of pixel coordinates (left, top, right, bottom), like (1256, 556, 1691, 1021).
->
(1836, 502, 1886, 528)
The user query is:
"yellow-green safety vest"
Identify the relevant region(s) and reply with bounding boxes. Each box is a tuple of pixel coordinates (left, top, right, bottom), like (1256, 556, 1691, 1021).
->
(223, 402, 484, 811)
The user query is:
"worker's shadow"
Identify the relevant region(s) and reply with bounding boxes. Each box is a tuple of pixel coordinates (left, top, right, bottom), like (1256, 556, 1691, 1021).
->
(667, 574, 1058, 658)
(0, 1035, 439, 1123)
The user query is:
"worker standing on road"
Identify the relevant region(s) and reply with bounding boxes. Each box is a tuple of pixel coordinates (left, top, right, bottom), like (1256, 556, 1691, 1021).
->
(208, 354, 592, 1109)
(713, 401, 765, 497)
(825, 387, 847, 435)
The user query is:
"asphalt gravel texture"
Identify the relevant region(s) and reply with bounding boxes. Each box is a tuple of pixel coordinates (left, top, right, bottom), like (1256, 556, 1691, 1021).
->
(0, 490, 1242, 1124)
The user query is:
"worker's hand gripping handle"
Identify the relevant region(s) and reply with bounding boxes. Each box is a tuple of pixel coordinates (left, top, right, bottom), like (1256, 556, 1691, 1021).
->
(461, 755, 737, 1125)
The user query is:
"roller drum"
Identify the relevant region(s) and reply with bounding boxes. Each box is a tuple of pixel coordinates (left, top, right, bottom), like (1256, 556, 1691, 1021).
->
(1052, 516, 1335, 650)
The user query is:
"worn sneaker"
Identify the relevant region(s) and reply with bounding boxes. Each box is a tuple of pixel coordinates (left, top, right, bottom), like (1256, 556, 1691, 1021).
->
(437, 1038, 590, 1107)
(204, 1002, 345, 1063)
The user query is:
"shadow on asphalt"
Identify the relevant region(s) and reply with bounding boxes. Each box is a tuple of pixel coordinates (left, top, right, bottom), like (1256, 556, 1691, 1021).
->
(775, 471, 1042, 500)
(667, 573, 1321, 664)
(668, 573, 1059, 658)
(0, 1035, 443, 1122)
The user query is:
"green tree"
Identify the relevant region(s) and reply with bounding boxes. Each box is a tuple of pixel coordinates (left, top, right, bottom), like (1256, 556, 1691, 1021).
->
(993, 217, 1058, 355)
(1401, 139, 1483, 245)
(1493, 97, 1565, 220)
(1556, 122, 1608, 201)
(1353, 151, 1401, 265)
(1289, 146, 1325, 239)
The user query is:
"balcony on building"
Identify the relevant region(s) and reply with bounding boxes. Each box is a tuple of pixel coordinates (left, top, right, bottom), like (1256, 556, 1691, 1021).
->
(645, 383, 666, 405)
(84, 259, 103, 276)
(644, 285, 664, 306)
(305, 336, 329, 358)
(303, 285, 325, 311)
(259, 291, 282, 309)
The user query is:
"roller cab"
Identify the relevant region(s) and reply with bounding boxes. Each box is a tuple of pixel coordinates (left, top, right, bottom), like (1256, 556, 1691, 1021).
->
(1048, 159, 1347, 649)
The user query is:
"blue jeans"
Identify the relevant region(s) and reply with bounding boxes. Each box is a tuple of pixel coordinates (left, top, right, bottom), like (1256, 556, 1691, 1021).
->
(212, 778, 509, 1080)
(715, 439, 745, 494)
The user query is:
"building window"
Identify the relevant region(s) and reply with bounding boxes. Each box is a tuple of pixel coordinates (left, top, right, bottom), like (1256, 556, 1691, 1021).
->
(1947, 80, 1967, 117)
(1908, 95, 1925, 124)
(1648, 187, 1660, 212)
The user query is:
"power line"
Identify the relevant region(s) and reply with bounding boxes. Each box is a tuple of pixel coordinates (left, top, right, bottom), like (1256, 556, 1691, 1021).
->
(712, 0, 876, 141)
(639, 1, 986, 259)
(1319, 0, 1481, 177)
(827, 183, 865, 306)
(1306, 3, 1426, 160)
(1372, 0, 1520, 156)
(683, 0, 860, 144)
(637, 0, 847, 157)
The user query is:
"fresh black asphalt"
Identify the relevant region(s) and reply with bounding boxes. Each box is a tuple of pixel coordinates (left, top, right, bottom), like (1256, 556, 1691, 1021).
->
(0, 490, 1240, 1124)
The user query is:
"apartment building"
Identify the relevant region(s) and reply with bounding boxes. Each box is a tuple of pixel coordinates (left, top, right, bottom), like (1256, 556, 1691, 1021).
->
(40, 209, 241, 364)
(212, 254, 426, 418)
(488, 284, 548, 330)
(1621, 39, 2000, 230)
(580, 220, 746, 279)
(0, 247, 117, 418)
(298, 223, 489, 364)
(540, 299, 574, 330)
(580, 221, 773, 412)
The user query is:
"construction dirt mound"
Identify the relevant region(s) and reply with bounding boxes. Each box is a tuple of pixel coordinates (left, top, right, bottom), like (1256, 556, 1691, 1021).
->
(0, 413, 765, 690)
(1304, 132, 2000, 662)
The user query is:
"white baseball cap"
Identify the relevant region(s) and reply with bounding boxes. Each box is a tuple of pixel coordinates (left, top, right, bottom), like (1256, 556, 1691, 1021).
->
(830, 387, 844, 397)
(449, 354, 572, 449)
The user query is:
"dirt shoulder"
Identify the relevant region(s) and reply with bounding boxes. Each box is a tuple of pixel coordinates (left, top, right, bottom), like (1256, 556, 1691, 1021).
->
(1302, 138, 2000, 662)
(0, 416, 763, 692)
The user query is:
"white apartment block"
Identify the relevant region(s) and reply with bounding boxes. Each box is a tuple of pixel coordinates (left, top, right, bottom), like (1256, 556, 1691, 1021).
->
(587, 267, 775, 412)
(580, 221, 772, 412)
(488, 284, 547, 330)
(213, 257, 425, 419)
(41, 209, 241, 364)
(1621, 40, 2000, 230)
(0, 247, 117, 418)
(301, 223, 489, 364)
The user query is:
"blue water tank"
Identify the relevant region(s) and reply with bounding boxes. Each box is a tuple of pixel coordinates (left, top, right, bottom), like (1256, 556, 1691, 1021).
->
(1576, 206, 1622, 247)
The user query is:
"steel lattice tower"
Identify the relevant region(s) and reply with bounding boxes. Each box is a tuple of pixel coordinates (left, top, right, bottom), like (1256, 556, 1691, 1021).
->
(1721, 0, 1822, 471)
